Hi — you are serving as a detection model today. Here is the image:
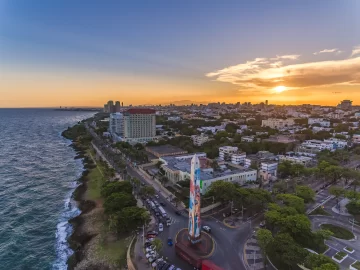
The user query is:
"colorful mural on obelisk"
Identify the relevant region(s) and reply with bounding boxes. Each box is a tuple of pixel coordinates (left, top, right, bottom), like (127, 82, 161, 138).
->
(188, 154, 201, 243)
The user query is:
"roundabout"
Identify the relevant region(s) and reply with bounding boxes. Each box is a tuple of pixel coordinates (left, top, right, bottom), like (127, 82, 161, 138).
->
(175, 228, 215, 258)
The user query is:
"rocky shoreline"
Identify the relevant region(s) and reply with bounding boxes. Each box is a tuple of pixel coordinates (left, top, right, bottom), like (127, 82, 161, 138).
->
(62, 127, 98, 269)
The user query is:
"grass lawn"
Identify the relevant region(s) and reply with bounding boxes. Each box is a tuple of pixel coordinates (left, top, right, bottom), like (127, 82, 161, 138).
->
(85, 150, 106, 201)
(309, 207, 331, 216)
(320, 224, 355, 240)
(352, 261, 360, 270)
(96, 234, 133, 267)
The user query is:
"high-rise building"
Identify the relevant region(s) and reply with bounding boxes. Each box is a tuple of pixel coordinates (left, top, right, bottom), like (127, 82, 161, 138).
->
(103, 104, 109, 113)
(109, 112, 123, 135)
(109, 108, 156, 143)
(123, 108, 156, 143)
(115, 101, 121, 112)
(107, 100, 114, 113)
(188, 154, 201, 244)
(265, 100, 268, 106)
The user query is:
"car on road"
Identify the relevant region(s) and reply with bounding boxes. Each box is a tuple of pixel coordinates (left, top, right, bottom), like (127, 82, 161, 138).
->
(175, 210, 181, 215)
(260, 221, 266, 228)
(146, 246, 155, 252)
(159, 223, 164, 232)
(202, 226, 211, 233)
(147, 231, 158, 235)
(166, 218, 171, 227)
(155, 194, 159, 199)
(148, 256, 157, 263)
(167, 237, 173, 246)
(160, 202, 166, 206)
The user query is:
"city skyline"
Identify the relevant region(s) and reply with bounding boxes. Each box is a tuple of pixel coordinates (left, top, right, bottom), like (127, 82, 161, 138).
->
(1, 1, 360, 107)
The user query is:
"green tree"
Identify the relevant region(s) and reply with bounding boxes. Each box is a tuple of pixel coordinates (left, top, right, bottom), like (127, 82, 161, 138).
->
(324, 166, 343, 184)
(206, 181, 237, 202)
(116, 206, 150, 233)
(276, 194, 305, 213)
(346, 199, 360, 215)
(103, 192, 137, 214)
(304, 253, 339, 270)
(329, 186, 344, 205)
(225, 123, 239, 134)
(140, 186, 156, 197)
(267, 233, 308, 269)
(296, 185, 316, 203)
(152, 238, 163, 253)
(257, 228, 273, 267)
(101, 181, 133, 198)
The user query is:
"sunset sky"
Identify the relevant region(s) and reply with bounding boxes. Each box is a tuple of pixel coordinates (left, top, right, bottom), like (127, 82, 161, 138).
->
(1, 0, 360, 107)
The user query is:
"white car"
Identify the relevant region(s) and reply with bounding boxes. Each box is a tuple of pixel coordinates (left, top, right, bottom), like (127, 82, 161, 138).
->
(159, 223, 163, 232)
(202, 225, 211, 233)
(148, 256, 157, 263)
(146, 251, 157, 259)
(145, 246, 154, 252)
(155, 194, 159, 199)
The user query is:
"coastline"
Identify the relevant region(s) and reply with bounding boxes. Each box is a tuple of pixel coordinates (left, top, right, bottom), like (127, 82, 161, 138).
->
(61, 124, 97, 269)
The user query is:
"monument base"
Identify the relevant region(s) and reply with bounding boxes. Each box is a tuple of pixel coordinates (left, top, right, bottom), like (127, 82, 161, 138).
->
(176, 228, 214, 258)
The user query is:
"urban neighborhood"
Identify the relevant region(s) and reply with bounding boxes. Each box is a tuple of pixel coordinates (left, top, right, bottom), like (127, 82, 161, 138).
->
(64, 99, 360, 270)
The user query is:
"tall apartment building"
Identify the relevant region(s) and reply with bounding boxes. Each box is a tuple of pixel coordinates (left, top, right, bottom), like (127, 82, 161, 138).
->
(115, 101, 121, 112)
(261, 118, 295, 129)
(123, 108, 156, 143)
(308, 118, 330, 127)
(109, 112, 124, 135)
(259, 161, 278, 182)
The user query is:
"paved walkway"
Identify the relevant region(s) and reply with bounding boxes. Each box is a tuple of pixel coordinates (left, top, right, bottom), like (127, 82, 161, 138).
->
(133, 236, 152, 270)
(91, 142, 122, 180)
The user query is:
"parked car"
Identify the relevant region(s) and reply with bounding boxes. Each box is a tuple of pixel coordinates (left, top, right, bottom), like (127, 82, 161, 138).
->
(202, 226, 211, 233)
(144, 242, 152, 248)
(175, 210, 181, 215)
(167, 237, 173, 246)
(155, 194, 159, 199)
(160, 202, 166, 206)
(159, 223, 164, 232)
(260, 221, 266, 228)
(147, 231, 158, 235)
(148, 256, 157, 263)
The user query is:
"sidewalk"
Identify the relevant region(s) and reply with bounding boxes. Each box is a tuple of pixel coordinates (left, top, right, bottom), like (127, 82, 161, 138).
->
(133, 236, 152, 270)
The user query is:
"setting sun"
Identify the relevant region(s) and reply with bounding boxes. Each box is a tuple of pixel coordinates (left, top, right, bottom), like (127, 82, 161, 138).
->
(274, 85, 287, 93)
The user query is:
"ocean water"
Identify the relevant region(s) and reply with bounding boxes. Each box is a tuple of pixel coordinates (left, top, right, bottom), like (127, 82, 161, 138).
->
(0, 109, 95, 270)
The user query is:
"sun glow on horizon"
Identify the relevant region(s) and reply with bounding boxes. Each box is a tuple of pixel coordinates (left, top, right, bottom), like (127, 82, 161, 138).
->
(274, 85, 287, 93)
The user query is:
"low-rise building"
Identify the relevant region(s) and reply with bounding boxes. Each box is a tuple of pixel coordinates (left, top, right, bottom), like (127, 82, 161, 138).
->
(261, 118, 295, 129)
(308, 118, 331, 127)
(219, 146, 238, 161)
(323, 138, 348, 149)
(145, 145, 188, 158)
(278, 155, 313, 166)
(191, 134, 210, 146)
(259, 161, 278, 182)
(168, 116, 181, 121)
(353, 134, 360, 144)
(231, 152, 247, 165)
(241, 136, 255, 142)
(160, 153, 257, 193)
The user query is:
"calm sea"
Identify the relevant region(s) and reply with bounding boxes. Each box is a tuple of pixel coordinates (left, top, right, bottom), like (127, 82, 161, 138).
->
(0, 109, 95, 270)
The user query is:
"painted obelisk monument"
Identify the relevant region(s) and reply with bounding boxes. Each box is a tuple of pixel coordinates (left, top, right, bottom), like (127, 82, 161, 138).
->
(188, 154, 202, 244)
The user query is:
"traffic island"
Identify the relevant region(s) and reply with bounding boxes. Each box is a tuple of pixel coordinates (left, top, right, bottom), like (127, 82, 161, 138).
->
(350, 261, 360, 270)
(175, 228, 215, 259)
(344, 246, 355, 254)
(332, 251, 348, 263)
